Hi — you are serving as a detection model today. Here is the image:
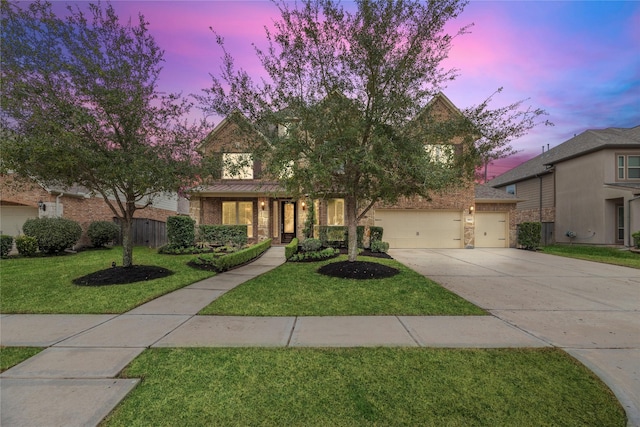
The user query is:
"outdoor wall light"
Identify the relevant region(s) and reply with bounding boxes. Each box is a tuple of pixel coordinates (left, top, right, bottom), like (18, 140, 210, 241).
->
(38, 200, 46, 211)
(469, 206, 474, 213)
(301, 201, 306, 210)
(261, 201, 265, 210)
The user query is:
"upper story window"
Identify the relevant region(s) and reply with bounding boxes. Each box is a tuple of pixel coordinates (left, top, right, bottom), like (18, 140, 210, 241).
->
(425, 144, 454, 164)
(618, 155, 640, 180)
(222, 153, 253, 180)
(505, 184, 516, 195)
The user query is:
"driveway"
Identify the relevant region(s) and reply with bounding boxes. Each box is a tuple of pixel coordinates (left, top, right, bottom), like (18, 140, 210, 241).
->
(391, 248, 640, 427)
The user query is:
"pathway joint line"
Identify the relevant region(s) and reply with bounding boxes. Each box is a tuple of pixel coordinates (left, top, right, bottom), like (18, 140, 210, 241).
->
(286, 317, 299, 347)
(395, 315, 422, 347)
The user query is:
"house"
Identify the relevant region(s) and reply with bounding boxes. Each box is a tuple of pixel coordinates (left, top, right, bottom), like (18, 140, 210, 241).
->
(488, 126, 640, 247)
(0, 173, 188, 247)
(190, 93, 520, 249)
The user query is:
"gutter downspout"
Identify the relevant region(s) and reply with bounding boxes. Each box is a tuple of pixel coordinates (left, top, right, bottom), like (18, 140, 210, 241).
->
(629, 195, 640, 247)
(55, 193, 63, 218)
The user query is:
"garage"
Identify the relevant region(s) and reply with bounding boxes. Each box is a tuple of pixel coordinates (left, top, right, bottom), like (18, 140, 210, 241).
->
(475, 212, 508, 248)
(374, 210, 463, 248)
(0, 205, 39, 237)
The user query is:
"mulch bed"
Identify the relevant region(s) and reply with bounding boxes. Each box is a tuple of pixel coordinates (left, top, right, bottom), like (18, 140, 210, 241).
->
(338, 248, 393, 259)
(73, 265, 174, 286)
(318, 260, 399, 280)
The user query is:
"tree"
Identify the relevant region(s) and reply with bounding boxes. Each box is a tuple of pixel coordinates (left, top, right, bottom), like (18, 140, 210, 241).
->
(1, 0, 203, 267)
(201, 0, 548, 262)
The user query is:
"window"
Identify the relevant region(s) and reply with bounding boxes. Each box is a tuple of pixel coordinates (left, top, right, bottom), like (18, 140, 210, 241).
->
(222, 201, 253, 237)
(617, 205, 624, 241)
(425, 144, 454, 164)
(327, 199, 344, 226)
(505, 184, 516, 195)
(222, 153, 253, 179)
(617, 155, 640, 180)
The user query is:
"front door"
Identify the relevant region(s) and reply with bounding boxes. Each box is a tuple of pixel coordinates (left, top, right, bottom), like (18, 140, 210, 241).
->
(281, 201, 297, 244)
(616, 205, 624, 244)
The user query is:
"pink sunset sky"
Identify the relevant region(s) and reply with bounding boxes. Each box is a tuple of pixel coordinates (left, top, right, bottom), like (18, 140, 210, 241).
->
(62, 0, 640, 180)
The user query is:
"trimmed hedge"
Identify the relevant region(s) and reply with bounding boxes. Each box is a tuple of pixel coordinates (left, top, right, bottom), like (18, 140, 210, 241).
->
(1, 235, 13, 258)
(22, 217, 82, 254)
(518, 222, 541, 250)
(285, 238, 299, 260)
(198, 225, 248, 247)
(369, 226, 384, 244)
(371, 240, 390, 253)
(87, 221, 120, 247)
(194, 239, 272, 272)
(318, 226, 366, 248)
(167, 216, 196, 248)
(15, 235, 38, 257)
(289, 247, 339, 262)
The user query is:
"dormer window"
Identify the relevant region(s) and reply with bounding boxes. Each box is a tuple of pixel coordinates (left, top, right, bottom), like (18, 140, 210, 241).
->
(222, 153, 253, 179)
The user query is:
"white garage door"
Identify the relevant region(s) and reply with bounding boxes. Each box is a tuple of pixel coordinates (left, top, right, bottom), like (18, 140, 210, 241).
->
(375, 210, 463, 248)
(475, 212, 508, 248)
(0, 206, 39, 237)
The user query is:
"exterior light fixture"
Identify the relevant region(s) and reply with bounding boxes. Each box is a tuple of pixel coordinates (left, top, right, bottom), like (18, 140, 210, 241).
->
(261, 201, 265, 211)
(38, 200, 46, 211)
(301, 201, 306, 210)
(469, 206, 474, 213)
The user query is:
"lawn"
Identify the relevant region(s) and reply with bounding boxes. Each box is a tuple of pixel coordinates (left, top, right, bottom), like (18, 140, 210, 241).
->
(200, 255, 485, 316)
(103, 347, 626, 427)
(0, 247, 215, 314)
(542, 245, 640, 269)
(0, 347, 43, 372)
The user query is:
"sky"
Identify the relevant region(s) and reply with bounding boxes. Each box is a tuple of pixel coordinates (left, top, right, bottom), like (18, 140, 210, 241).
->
(58, 0, 640, 180)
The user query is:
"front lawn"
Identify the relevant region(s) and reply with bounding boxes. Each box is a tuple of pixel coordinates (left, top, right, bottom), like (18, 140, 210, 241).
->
(0, 347, 43, 372)
(542, 245, 640, 269)
(200, 255, 485, 316)
(0, 247, 215, 314)
(103, 347, 626, 427)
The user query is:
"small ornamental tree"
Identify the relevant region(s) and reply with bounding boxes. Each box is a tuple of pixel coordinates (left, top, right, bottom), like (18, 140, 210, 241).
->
(201, 0, 549, 262)
(1, 1, 204, 267)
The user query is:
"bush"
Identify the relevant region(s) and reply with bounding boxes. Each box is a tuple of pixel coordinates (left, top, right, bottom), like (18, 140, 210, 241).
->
(301, 238, 322, 252)
(369, 226, 384, 244)
(193, 239, 271, 272)
(15, 235, 38, 257)
(632, 231, 640, 248)
(318, 226, 346, 248)
(289, 248, 340, 262)
(371, 240, 390, 253)
(345, 226, 365, 248)
(1, 235, 13, 258)
(167, 216, 196, 248)
(285, 238, 299, 260)
(22, 217, 82, 254)
(518, 222, 541, 250)
(198, 224, 248, 247)
(87, 221, 120, 247)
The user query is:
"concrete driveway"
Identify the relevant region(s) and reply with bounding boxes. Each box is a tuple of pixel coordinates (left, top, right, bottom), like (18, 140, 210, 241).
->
(391, 248, 640, 427)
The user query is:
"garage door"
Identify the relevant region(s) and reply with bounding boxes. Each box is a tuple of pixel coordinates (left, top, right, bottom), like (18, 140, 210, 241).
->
(0, 206, 39, 236)
(375, 210, 463, 248)
(475, 212, 508, 248)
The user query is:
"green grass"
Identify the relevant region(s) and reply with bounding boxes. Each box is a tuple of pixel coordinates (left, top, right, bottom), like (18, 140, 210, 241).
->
(200, 255, 485, 316)
(103, 347, 626, 427)
(0, 347, 43, 372)
(0, 247, 215, 314)
(542, 245, 640, 269)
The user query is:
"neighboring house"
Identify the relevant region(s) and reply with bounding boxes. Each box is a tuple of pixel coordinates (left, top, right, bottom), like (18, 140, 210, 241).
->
(488, 126, 640, 247)
(0, 173, 188, 247)
(189, 93, 520, 249)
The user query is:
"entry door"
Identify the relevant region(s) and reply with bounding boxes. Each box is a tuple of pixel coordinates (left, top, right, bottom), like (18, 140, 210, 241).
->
(281, 201, 297, 244)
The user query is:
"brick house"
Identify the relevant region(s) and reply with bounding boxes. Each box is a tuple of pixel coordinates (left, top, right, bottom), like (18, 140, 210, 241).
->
(190, 92, 519, 249)
(488, 126, 640, 247)
(0, 173, 187, 247)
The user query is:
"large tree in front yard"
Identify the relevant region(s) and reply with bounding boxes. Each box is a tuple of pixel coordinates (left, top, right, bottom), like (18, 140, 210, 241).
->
(1, 1, 203, 267)
(201, 0, 548, 262)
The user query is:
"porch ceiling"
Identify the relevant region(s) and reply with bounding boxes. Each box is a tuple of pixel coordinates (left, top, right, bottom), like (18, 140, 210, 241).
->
(191, 182, 286, 197)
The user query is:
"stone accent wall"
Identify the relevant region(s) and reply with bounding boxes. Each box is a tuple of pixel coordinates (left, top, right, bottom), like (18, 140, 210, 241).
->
(514, 208, 556, 224)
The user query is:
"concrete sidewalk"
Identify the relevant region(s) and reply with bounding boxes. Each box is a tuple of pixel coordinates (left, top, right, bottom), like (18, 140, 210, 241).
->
(1, 247, 638, 426)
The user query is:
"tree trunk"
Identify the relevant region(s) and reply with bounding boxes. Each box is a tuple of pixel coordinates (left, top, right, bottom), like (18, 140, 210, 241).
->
(345, 194, 358, 262)
(121, 217, 134, 268)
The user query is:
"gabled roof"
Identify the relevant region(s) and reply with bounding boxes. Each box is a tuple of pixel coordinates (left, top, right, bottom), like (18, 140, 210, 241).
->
(474, 184, 522, 203)
(488, 125, 640, 187)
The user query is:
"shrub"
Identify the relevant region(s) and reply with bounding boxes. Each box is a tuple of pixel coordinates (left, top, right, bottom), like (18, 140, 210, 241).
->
(22, 217, 82, 254)
(518, 222, 541, 250)
(289, 248, 339, 262)
(318, 226, 346, 248)
(198, 225, 248, 247)
(632, 230, 640, 248)
(301, 238, 322, 252)
(285, 238, 299, 260)
(345, 226, 365, 248)
(371, 240, 390, 253)
(166, 216, 196, 248)
(87, 221, 120, 247)
(369, 226, 384, 244)
(0, 235, 13, 258)
(15, 235, 38, 257)
(193, 239, 271, 272)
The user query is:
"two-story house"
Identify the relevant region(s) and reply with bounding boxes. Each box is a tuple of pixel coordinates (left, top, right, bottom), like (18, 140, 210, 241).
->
(190, 93, 520, 249)
(489, 126, 640, 246)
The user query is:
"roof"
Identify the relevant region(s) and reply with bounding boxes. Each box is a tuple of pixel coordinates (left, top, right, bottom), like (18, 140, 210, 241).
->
(191, 182, 285, 196)
(474, 184, 521, 203)
(488, 125, 640, 187)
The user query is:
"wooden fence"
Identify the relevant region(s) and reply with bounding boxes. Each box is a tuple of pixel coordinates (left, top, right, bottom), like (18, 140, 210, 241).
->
(115, 218, 167, 248)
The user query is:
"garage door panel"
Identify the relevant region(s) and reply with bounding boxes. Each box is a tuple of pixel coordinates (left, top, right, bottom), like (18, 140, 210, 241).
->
(475, 212, 508, 248)
(0, 206, 39, 236)
(376, 210, 462, 249)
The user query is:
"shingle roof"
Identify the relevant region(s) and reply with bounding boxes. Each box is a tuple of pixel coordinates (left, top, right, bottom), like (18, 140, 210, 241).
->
(488, 126, 640, 187)
(474, 184, 520, 202)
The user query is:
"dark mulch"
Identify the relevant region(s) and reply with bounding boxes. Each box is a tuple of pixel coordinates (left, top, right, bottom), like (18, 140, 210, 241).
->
(318, 260, 399, 280)
(73, 265, 174, 286)
(338, 248, 393, 259)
